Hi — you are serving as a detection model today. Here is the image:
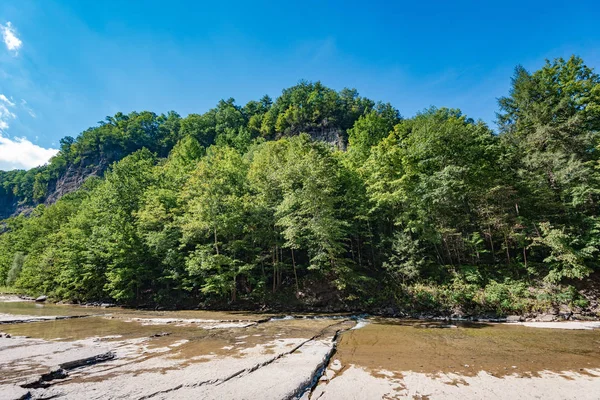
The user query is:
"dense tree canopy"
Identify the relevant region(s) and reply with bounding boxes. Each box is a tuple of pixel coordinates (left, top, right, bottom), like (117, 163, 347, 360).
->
(1, 57, 598, 314)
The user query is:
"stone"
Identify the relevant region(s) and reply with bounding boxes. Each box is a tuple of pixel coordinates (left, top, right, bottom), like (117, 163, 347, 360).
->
(538, 314, 556, 322)
(150, 332, 171, 338)
(21, 368, 68, 388)
(59, 351, 115, 370)
(506, 315, 524, 322)
(559, 304, 572, 313)
(558, 305, 573, 320)
(35, 295, 47, 302)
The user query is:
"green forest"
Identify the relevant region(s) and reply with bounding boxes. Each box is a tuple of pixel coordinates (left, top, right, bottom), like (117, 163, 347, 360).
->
(1, 56, 598, 316)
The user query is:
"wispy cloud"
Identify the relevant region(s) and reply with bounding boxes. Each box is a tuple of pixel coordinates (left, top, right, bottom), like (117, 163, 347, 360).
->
(1, 22, 22, 54)
(0, 94, 17, 131)
(0, 135, 58, 170)
(0, 93, 54, 170)
(21, 99, 36, 118)
(0, 94, 15, 106)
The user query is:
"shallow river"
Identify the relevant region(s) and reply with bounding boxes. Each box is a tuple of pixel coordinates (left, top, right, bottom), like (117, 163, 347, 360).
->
(1, 300, 599, 399)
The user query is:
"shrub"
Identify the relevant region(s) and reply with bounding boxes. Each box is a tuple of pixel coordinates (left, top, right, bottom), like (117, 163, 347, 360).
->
(5, 252, 25, 287)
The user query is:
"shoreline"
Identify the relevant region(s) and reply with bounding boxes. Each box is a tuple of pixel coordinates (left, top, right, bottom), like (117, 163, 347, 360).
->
(1, 294, 599, 328)
(2, 300, 600, 399)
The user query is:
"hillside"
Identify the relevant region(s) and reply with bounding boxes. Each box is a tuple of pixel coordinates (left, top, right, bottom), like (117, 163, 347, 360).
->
(0, 58, 599, 316)
(0, 81, 371, 219)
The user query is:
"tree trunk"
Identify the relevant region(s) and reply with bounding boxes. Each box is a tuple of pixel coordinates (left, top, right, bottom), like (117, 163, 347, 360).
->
(367, 221, 376, 266)
(357, 236, 362, 267)
(443, 238, 454, 267)
(291, 248, 299, 294)
(504, 233, 511, 265)
(272, 247, 276, 293)
(231, 275, 237, 302)
(488, 225, 495, 258)
(433, 242, 444, 265)
(214, 227, 219, 255)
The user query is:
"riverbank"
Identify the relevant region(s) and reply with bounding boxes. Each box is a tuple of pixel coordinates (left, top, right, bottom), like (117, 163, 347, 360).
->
(2, 293, 598, 324)
(1, 299, 600, 399)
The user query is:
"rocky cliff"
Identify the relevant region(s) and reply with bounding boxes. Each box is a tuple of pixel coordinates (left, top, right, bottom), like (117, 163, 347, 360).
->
(43, 158, 108, 206)
(0, 155, 111, 220)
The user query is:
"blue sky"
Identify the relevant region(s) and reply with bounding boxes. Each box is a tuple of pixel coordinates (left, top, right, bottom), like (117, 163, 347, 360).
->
(0, 0, 599, 169)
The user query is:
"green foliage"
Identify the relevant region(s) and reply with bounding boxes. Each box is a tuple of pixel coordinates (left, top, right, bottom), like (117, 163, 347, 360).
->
(348, 104, 401, 163)
(5, 252, 24, 286)
(261, 81, 374, 139)
(479, 280, 530, 314)
(532, 222, 595, 282)
(0, 63, 598, 314)
(383, 231, 426, 284)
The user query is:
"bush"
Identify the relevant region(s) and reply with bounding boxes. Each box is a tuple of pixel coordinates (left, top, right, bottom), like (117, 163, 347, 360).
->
(477, 279, 530, 314)
(5, 252, 25, 287)
(408, 283, 446, 312)
(552, 285, 589, 309)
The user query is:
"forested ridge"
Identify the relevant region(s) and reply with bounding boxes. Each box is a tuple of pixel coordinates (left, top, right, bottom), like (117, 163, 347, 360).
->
(1, 56, 599, 316)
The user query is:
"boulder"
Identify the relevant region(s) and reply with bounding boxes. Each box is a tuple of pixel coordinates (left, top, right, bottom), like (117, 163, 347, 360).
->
(21, 367, 68, 388)
(558, 304, 573, 320)
(150, 332, 171, 338)
(35, 295, 47, 302)
(538, 314, 556, 322)
(506, 315, 524, 322)
(559, 304, 572, 313)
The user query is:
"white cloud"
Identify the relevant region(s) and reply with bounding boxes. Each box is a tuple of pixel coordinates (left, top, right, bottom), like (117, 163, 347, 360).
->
(0, 93, 56, 170)
(0, 135, 58, 170)
(0, 93, 17, 131)
(0, 22, 22, 54)
(0, 94, 15, 106)
(20, 99, 36, 118)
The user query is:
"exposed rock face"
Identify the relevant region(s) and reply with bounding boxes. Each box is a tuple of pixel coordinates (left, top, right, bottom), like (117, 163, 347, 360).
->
(0, 308, 352, 400)
(307, 128, 347, 150)
(0, 155, 111, 220)
(2, 301, 600, 400)
(0, 130, 346, 222)
(43, 156, 109, 206)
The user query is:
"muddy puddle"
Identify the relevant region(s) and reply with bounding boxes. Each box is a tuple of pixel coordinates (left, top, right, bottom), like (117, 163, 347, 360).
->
(335, 319, 600, 378)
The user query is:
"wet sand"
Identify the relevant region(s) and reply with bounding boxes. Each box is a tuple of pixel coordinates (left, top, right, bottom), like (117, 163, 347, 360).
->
(1, 299, 599, 399)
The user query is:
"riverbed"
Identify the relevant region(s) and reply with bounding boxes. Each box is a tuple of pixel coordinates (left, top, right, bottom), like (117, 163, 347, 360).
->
(1, 299, 599, 399)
